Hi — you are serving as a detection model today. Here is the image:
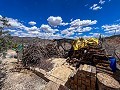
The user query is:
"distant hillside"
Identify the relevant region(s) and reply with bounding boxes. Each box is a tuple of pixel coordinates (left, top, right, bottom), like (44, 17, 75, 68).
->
(105, 34, 120, 39)
(11, 36, 52, 44)
(105, 35, 120, 59)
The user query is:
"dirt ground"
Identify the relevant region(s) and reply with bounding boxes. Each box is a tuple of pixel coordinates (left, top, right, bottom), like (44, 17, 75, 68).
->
(0, 50, 48, 90)
(0, 50, 74, 90)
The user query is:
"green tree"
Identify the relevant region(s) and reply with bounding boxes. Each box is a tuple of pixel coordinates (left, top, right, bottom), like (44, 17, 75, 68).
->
(0, 16, 12, 54)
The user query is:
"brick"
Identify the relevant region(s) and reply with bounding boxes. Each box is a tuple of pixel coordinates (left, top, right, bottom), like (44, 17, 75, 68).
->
(81, 84, 86, 90)
(78, 79, 82, 86)
(91, 88, 96, 90)
(77, 71, 82, 77)
(81, 73, 86, 78)
(86, 86, 91, 90)
(86, 75, 91, 79)
(74, 76, 78, 85)
(70, 83, 74, 89)
(70, 78, 74, 84)
(86, 79, 90, 87)
(91, 82, 96, 89)
(81, 77, 86, 81)
(78, 76, 82, 80)
(82, 79, 86, 85)
(78, 86, 82, 90)
(74, 85, 77, 90)
(91, 77, 96, 82)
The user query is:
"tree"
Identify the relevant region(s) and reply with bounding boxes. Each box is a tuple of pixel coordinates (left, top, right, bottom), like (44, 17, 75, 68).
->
(0, 16, 12, 55)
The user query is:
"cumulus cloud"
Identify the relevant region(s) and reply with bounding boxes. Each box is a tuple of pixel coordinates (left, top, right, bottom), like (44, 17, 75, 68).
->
(47, 16, 62, 27)
(81, 27, 92, 32)
(28, 26, 39, 31)
(60, 22, 69, 26)
(76, 27, 92, 33)
(61, 29, 74, 36)
(28, 21, 36, 25)
(60, 19, 97, 38)
(5, 17, 40, 33)
(90, 4, 102, 10)
(47, 16, 68, 27)
(1, 15, 100, 39)
(28, 31, 40, 34)
(40, 24, 58, 33)
(102, 24, 120, 31)
(102, 24, 120, 35)
(70, 19, 97, 27)
(6, 18, 24, 29)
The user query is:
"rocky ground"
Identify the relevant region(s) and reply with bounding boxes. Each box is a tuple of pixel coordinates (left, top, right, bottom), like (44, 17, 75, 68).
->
(0, 50, 48, 90)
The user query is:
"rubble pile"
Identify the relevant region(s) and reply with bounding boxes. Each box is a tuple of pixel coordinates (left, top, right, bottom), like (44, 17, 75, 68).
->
(22, 43, 62, 71)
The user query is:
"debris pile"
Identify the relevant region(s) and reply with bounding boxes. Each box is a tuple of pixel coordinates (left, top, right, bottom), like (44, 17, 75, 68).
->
(45, 43, 62, 58)
(22, 43, 62, 71)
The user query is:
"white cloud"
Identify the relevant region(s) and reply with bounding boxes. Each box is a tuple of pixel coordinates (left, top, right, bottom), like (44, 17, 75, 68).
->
(93, 6, 102, 10)
(12, 32, 20, 36)
(102, 24, 120, 35)
(28, 31, 40, 34)
(47, 16, 62, 27)
(60, 22, 69, 26)
(6, 29, 17, 32)
(47, 16, 68, 27)
(6, 18, 24, 29)
(99, 0, 105, 4)
(0, 15, 2, 18)
(60, 19, 96, 37)
(0, 15, 101, 39)
(82, 27, 92, 32)
(40, 24, 58, 33)
(28, 21, 36, 25)
(19, 33, 31, 37)
(70, 19, 97, 27)
(90, 4, 102, 11)
(28, 26, 39, 31)
(102, 24, 120, 31)
(92, 33, 100, 37)
(83, 35, 92, 38)
(76, 27, 92, 33)
(61, 29, 74, 37)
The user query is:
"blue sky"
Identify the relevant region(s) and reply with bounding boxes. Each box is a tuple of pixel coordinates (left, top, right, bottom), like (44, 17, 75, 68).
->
(0, 0, 120, 39)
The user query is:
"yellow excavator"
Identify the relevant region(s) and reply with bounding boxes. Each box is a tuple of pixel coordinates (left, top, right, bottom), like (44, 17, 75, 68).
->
(72, 37, 99, 51)
(68, 37, 99, 59)
(53, 38, 99, 58)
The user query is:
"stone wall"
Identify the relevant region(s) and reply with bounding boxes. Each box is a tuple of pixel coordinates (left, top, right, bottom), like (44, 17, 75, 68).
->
(65, 64, 96, 90)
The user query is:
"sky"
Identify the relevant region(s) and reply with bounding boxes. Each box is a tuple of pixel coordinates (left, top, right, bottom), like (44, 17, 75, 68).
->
(0, 0, 120, 39)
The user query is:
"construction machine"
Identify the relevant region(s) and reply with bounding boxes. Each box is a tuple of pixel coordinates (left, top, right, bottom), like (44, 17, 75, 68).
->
(67, 37, 99, 59)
